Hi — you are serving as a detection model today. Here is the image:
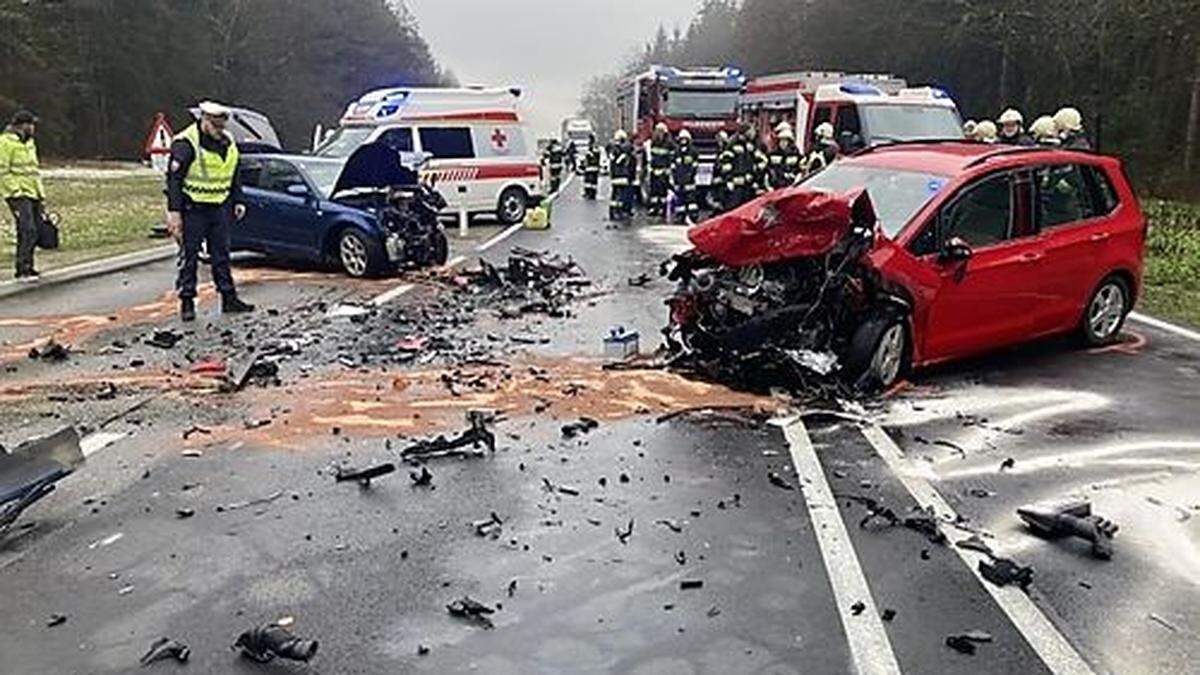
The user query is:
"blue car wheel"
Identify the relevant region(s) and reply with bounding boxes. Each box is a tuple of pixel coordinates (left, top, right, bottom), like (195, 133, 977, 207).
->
(337, 229, 382, 278)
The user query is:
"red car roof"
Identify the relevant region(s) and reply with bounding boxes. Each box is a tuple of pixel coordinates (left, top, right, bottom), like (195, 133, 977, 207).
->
(841, 141, 1104, 176)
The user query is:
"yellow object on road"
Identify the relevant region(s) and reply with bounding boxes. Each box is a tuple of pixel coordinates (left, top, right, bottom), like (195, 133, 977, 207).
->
(524, 199, 551, 229)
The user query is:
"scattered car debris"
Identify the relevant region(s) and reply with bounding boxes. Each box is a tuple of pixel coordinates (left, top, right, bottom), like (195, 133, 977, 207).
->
(1000, 457, 1016, 472)
(461, 247, 591, 319)
(410, 466, 434, 487)
(955, 534, 994, 557)
(561, 417, 599, 438)
(767, 471, 795, 491)
(472, 512, 503, 538)
(979, 557, 1034, 590)
(627, 273, 652, 287)
(233, 622, 319, 663)
(146, 330, 183, 349)
(175, 508, 195, 519)
(603, 327, 640, 360)
(945, 630, 992, 655)
(881, 608, 896, 622)
(656, 518, 684, 533)
(680, 579, 703, 590)
(28, 340, 70, 362)
(615, 518, 634, 545)
(1, 427, 84, 535)
(402, 411, 495, 461)
(1017, 499, 1118, 559)
(46, 613, 67, 627)
(850, 601, 866, 616)
(840, 495, 947, 545)
(139, 637, 190, 666)
(1148, 613, 1180, 632)
(446, 596, 496, 628)
(541, 477, 579, 496)
(334, 462, 396, 487)
(181, 425, 210, 440)
(215, 491, 284, 513)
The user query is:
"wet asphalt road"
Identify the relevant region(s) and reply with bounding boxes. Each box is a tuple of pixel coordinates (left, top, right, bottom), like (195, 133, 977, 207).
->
(1, 179, 1198, 674)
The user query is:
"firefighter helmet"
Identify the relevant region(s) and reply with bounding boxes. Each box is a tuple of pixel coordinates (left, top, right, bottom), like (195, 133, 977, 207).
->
(1030, 115, 1058, 140)
(1053, 107, 1083, 133)
(678, 129, 692, 141)
(777, 127, 794, 141)
(654, 122, 668, 134)
(716, 130, 729, 143)
(774, 120, 793, 135)
(998, 108, 1023, 126)
(976, 120, 998, 142)
(963, 119, 978, 138)
(613, 129, 628, 141)
(815, 122, 834, 140)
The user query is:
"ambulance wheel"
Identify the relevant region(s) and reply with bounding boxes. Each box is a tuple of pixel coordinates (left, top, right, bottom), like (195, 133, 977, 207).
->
(498, 188, 528, 224)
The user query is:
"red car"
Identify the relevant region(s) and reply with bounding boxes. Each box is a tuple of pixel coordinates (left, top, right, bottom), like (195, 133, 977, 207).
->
(664, 142, 1146, 389)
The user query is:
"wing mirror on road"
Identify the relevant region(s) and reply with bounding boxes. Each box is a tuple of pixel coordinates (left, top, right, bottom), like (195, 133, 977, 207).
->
(939, 236, 973, 263)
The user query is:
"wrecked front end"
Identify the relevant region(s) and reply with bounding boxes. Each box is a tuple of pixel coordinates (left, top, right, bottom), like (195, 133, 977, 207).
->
(662, 187, 904, 393)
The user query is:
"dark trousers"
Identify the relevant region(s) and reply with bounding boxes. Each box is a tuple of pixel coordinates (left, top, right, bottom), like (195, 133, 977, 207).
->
(609, 182, 633, 221)
(648, 172, 669, 214)
(177, 205, 235, 300)
(6, 197, 41, 276)
(583, 171, 599, 199)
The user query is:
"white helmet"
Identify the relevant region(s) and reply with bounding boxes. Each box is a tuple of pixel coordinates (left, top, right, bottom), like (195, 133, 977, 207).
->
(975, 120, 998, 142)
(814, 122, 834, 140)
(1053, 107, 1083, 133)
(654, 122, 669, 134)
(716, 130, 729, 143)
(1029, 115, 1059, 141)
(998, 108, 1023, 126)
(613, 129, 628, 141)
(777, 127, 794, 141)
(963, 120, 978, 138)
(774, 120, 793, 135)
(677, 129, 692, 142)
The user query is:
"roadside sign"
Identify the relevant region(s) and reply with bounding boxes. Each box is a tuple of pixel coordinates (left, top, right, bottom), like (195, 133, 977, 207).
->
(144, 113, 173, 173)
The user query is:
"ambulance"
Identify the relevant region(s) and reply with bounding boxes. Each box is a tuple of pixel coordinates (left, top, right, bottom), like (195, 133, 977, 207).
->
(315, 87, 543, 225)
(740, 71, 964, 153)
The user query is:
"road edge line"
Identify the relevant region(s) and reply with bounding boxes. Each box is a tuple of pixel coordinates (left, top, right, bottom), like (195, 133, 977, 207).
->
(780, 417, 903, 675)
(857, 423, 1096, 675)
(1129, 311, 1200, 343)
(0, 244, 177, 300)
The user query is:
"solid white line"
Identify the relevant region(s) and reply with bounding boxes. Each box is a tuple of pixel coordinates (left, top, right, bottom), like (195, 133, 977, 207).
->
(476, 223, 525, 253)
(81, 431, 128, 458)
(858, 423, 1096, 675)
(780, 417, 902, 675)
(1129, 312, 1200, 343)
(367, 283, 414, 307)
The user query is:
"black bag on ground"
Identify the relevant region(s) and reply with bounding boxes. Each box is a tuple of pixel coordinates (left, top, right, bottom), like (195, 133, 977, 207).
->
(37, 211, 60, 250)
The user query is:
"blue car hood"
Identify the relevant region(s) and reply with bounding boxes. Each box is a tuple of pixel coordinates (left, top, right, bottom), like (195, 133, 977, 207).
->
(332, 142, 420, 195)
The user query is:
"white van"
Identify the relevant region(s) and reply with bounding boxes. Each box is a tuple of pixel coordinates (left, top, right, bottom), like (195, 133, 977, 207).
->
(315, 87, 543, 224)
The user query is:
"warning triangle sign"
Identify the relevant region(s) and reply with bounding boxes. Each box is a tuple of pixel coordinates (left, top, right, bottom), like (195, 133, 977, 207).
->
(144, 113, 174, 155)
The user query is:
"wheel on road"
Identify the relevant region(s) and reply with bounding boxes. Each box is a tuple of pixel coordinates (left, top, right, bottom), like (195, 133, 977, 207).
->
(845, 313, 908, 391)
(337, 229, 382, 278)
(1080, 275, 1130, 345)
(497, 187, 528, 225)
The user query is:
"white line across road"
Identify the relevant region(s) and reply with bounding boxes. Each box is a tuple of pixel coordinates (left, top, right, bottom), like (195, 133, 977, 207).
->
(1129, 311, 1200, 343)
(779, 417, 903, 675)
(857, 423, 1096, 675)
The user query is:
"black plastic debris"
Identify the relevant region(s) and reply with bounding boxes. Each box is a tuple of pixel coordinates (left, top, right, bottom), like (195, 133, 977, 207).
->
(140, 637, 190, 666)
(850, 601, 866, 615)
(945, 630, 993, 655)
(979, 557, 1034, 590)
(181, 425, 210, 440)
(334, 462, 396, 487)
(146, 330, 183, 350)
(561, 417, 599, 438)
(46, 613, 67, 627)
(402, 411, 495, 461)
(680, 579, 703, 590)
(615, 518, 634, 545)
(999, 457, 1016, 472)
(410, 466, 434, 487)
(881, 608, 897, 622)
(506, 579, 518, 597)
(955, 534, 994, 557)
(472, 512, 503, 538)
(233, 623, 318, 663)
(1016, 499, 1118, 560)
(656, 518, 684, 533)
(2, 428, 84, 534)
(446, 596, 496, 629)
(28, 340, 70, 362)
(841, 495, 947, 545)
(175, 508, 195, 519)
(767, 471, 795, 491)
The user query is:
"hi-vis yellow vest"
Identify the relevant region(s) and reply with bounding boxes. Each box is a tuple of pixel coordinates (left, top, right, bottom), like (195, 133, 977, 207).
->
(0, 130, 45, 200)
(176, 124, 238, 204)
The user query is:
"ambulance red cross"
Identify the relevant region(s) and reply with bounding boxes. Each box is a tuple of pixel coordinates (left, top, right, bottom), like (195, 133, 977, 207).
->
(315, 87, 543, 225)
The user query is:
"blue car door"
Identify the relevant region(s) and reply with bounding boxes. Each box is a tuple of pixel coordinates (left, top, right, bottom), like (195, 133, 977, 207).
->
(250, 158, 322, 255)
(234, 157, 267, 250)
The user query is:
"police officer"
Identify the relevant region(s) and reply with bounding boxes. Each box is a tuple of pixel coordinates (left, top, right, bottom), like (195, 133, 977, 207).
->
(996, 109, 1033, 145)
(804, 122, 839, 175)
(1, 110, 45, 279)
(608, 130, 634, 222)
(767, 127, 802, 190)
(166, 101, 254, 322)
(544, 139, 565, 193)
(713, 130, 735, 212)
(647, 122, 674, 220)
(1053, 107, 1092, 150)
(670, 129, 699, 224)
(581, 134, 601, 200)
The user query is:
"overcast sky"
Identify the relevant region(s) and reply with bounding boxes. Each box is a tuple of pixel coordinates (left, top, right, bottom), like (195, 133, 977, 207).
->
(406, 0, 702, 138)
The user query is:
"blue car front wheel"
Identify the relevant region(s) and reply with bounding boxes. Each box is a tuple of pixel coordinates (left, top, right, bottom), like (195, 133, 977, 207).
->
(337, 229, 382, 278)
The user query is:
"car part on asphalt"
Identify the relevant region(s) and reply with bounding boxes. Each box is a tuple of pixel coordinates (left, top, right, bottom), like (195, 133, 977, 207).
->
(334, 462, 396, 487)
(561, 417, 599, 438)
(462, 246, 590, 319)
(841, 494, 948, 545)
(215, 490, 284, 513)
(472, 511, 503, 538)
(401, 410, 496, 461)
(409, 466, 433, 487)
(615, 518, 635, 545)
(1017, 498, 1119, 559)
(979, 557, 1035, 590)
(28, 340, 71, 362)
(446, 596, 496, 628)
(145, 330, 183, 349)
(1, 427, 84, 536)
(945, 630, 993, 655)
(767, 471, 795, 490)
(139, 637, 191, 666)
(233, 622, 319, 663)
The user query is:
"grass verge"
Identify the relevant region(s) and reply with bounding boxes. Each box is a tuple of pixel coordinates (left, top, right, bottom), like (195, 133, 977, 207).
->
(1141, 199, 1200, 329)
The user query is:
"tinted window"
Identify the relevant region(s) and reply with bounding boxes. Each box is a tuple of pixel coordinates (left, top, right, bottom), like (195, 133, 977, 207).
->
(836, 106, 862, 137)
(1037, 164, 1094, 228)
(259, 159, 307, 195)
(238, 158, 264, 188)
(419, 127, 474, 159)
(942, 173, 1012, 248)
(813, 106, 833, 129)
(377, 127, 413, 152)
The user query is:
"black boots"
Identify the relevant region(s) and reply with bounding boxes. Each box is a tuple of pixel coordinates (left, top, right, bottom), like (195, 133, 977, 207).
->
(180, 298, 196, 322)
(221, 294, 255, 314)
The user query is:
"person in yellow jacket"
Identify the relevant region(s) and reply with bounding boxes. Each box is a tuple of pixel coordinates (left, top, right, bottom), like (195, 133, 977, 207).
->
(166, 101, 254, 322)
(1, 110, 46, 279)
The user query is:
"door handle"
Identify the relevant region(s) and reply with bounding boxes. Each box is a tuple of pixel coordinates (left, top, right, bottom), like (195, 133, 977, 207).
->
(1019, 251, 1043, 263)
(1089, 232, 1111, 242)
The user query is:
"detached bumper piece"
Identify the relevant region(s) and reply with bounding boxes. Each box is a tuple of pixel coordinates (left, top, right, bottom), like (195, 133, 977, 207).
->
(1017, 499, 1118, 559)
(1, 427, 84, 535)
(233, 623, 318, 663)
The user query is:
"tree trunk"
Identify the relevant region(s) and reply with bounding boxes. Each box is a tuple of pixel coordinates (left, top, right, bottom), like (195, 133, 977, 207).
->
(1186, 40, 1200, 175)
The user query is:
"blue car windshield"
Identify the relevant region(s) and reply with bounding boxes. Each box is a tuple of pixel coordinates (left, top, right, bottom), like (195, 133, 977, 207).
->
(293, 158, 346, 198)
(799, 164, 950, 236)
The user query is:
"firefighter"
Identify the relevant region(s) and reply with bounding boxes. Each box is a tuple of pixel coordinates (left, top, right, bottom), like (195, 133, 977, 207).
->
(750, 127, 770, 196)
(166, 101, 254, 322)
(975, 120, 999, 144)
(647, 122, 674, 220)
(728, 124, 759, 206)
(804, 122, 839, 175)
(963, 119, 978, 140)
(1029, 115, 1061, 146)
(544, 139, 565, 193)
(581, 134, 601, 200)
(996, 109, 1032, 145)
(1054, 107, 1092, 150)
(608, 130, 634, 222)
(713, 130, 735, 212)
(670, 129, 699, 224)
(767, 127, 802, 189)
(0, 110, 45, 279)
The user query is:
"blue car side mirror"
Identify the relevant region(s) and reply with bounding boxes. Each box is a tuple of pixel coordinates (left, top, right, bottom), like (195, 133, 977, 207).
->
(286, 183, 310, 197)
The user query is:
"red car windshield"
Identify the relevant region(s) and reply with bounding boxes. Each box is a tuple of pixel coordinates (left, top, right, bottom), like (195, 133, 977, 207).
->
(800, 164, 949, 236)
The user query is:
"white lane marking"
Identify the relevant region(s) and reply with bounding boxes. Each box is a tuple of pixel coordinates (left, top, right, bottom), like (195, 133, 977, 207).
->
(779, 417, 902, 675)
(858, 423, 1096, 675)
(368, 283, 415, 308)
(477, 222, 525, 252)
(1129, 312, 1200, 343)
(81, 431, 127, 458)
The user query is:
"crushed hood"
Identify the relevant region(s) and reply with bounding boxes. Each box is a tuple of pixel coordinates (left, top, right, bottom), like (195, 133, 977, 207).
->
(332, 143, 421, 195)
(687, 187, 877, 267)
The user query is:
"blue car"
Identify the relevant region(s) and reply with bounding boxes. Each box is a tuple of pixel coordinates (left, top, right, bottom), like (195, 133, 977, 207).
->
(233, 144, 448, 277)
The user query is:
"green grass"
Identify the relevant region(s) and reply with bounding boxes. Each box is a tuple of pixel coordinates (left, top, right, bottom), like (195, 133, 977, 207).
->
(0, 173, 165, 280)
(1141, 199, 1200, 328)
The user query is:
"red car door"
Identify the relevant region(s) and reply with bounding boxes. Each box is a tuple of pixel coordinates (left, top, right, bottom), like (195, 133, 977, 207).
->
(916, 170, 1047, 362)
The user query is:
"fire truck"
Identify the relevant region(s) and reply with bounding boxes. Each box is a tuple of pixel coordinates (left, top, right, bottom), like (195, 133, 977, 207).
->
(616, 65, 745, 197)
(740, 71, 963, 153)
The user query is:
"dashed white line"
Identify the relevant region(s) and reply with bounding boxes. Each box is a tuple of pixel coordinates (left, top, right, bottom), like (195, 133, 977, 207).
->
(1129, 312, 1200, 343)
(779, 417, 903, 675)
(857, 423, 1096, 675)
